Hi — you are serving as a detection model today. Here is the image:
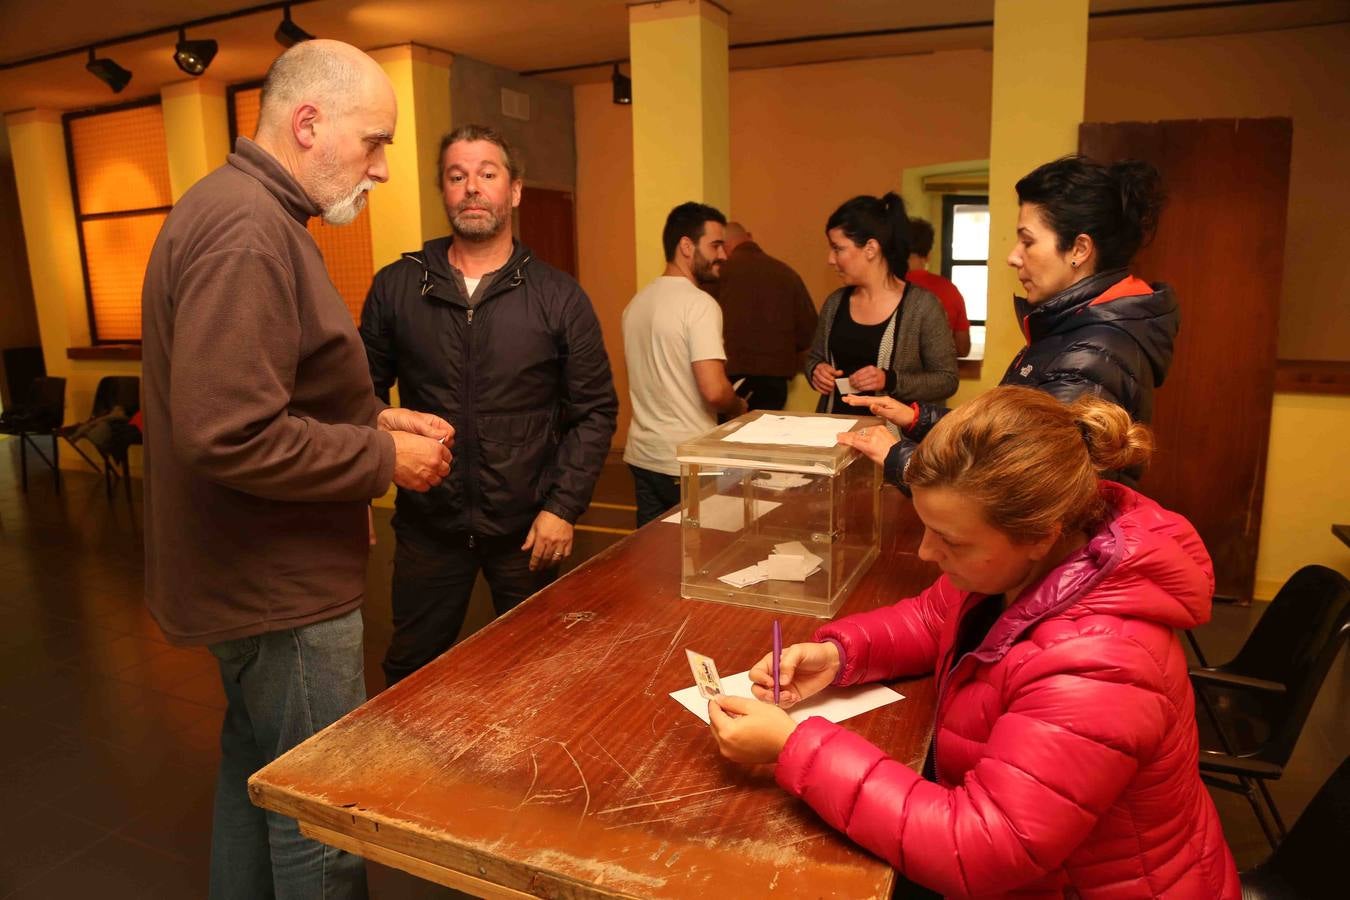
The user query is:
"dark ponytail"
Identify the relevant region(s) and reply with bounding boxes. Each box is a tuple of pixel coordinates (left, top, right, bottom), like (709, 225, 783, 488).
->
(825, 192, 911, 278)
(1015, 155, 1166, 271)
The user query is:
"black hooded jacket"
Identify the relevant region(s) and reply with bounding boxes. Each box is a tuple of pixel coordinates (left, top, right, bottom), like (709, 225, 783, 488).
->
(883, 268, 1179, 487)
(360, 237, 618, 538)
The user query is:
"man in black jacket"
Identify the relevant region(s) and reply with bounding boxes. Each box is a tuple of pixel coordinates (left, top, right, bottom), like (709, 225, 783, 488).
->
(360, 124, 618, 685)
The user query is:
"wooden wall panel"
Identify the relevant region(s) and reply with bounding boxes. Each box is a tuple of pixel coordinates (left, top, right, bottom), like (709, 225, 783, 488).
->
(1080, 118, 1293, 601)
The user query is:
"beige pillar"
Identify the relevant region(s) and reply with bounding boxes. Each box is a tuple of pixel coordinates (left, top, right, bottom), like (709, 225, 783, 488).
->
(628, 0, 731, 286)
(161, 79, 231, 201)
(955, 0, 1088, 404)
(368, 44, 453, 268)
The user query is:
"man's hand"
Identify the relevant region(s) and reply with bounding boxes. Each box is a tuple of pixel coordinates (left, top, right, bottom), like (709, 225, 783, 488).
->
(848, 365, 887, 393)
(747, 640, 842, 707)
(708, 695, 797, 764)
(390, 431, 451, 492)
(841, 394, 916, 429)
(522, 509, 574, 571)
(835, 425, 899, 466)
(810, 362, 843, 395)
(379, 407, 455, 447)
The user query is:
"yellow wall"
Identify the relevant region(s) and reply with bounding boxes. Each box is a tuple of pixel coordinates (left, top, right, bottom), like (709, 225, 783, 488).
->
(160, 79, 230, 202)
(1256, 393, 1350, 597)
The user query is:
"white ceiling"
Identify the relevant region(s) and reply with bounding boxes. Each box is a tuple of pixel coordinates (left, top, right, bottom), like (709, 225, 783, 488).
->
(1, 0, 1346, 113)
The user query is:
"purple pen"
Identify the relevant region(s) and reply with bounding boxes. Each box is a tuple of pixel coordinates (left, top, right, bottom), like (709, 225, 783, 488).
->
(772, 620, 782, 705)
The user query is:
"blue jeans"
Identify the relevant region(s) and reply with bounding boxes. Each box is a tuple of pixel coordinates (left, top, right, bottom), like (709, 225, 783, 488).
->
(208, 608, 369, 900)
(629, 464, 681, 528)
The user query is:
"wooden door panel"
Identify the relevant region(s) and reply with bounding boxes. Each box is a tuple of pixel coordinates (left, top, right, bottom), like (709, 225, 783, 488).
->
(1079, 118, 1292, 600)
(518, 187, 577, 278)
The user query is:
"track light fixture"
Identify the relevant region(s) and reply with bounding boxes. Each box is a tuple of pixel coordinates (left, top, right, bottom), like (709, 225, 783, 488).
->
(275, 5, 315, 48)
(85, 47, 132, 93)
(612, 63, 632, 106)
(174, 28, 218, 76)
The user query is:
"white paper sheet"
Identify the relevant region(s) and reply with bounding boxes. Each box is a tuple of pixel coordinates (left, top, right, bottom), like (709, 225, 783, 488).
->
(660, 494, 781, 531)
(670, 669, 905, 725)
(752, 472, 813, 491)
(835, 376, 857, 395)
(721, 414, 854, 449)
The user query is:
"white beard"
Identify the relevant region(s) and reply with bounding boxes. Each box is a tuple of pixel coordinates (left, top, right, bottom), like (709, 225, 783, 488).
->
(321, 179, 373, 226)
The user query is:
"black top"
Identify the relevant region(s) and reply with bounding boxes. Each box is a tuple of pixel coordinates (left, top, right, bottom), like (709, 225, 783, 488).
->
(921, 593, 1004, 784)
(827, 289, 902, 405)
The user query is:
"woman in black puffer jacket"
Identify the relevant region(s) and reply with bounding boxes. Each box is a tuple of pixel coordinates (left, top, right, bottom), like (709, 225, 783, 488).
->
(840, 155, 1174, 488)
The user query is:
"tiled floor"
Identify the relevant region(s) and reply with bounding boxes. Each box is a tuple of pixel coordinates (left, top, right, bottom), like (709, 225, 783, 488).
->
(0, 436, 1344, 897)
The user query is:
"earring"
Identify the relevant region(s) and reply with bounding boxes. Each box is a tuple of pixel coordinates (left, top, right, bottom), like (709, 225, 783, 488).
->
(1071, 260, 1078, 268)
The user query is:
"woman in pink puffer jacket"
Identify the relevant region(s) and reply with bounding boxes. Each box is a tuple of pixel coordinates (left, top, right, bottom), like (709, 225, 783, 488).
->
(709, 387, 1239, 898)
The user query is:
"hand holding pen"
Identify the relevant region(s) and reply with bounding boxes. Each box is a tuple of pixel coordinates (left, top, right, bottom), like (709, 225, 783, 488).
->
(747, 639, 841, 708)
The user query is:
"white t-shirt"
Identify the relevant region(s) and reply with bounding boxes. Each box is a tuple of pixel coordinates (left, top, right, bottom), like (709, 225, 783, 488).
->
(622, 276, 727, 476)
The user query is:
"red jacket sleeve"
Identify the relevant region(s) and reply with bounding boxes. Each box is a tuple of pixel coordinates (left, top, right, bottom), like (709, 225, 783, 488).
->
(776, 626, 1171, 898)
(814, 577, 960, 685)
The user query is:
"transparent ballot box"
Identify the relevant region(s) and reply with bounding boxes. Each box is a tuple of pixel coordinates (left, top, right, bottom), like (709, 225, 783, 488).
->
(676, 410, 882, 618)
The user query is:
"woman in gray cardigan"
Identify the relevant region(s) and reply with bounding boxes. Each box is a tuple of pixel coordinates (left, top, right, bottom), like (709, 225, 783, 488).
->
(805, 193, 958, 414)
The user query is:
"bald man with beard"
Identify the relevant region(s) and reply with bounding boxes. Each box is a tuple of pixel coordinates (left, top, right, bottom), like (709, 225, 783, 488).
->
(141, 40, 453, 898)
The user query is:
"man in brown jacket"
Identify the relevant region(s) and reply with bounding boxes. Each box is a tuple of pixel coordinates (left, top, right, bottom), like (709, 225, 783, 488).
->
(141, 40, 451, 900)
(711, 221, 818, 410)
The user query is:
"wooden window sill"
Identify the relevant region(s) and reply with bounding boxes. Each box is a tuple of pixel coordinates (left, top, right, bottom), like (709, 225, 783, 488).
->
(67, 345, 142, 361)
(958, 358, 982, 380)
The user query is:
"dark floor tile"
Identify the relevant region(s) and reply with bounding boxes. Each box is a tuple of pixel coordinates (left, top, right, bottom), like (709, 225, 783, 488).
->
(0, 801, 112, 894)
(5, 833, 191, 900)
(116, 769, 216, 866)
(367, 861, 469, 899)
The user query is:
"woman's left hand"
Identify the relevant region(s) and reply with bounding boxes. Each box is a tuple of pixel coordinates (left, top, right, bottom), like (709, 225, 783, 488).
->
(708, 695, 797, 764)
(848, 366, 887, 393)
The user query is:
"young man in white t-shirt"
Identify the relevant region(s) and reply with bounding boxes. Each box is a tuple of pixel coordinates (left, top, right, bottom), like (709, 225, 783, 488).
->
(623, 202, 748, 526)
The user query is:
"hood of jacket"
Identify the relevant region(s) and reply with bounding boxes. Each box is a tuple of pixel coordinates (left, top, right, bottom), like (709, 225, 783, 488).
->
(1014, 268, 1180, 388)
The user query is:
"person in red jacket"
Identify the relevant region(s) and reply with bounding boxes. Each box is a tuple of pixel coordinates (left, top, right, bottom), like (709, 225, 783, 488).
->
(708, 386, 1239, 899)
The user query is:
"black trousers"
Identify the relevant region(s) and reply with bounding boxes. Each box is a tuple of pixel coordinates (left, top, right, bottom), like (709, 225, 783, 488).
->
(383, 527, 556, 686)
(729, 374, 790, 412)
(629, 465, 681, 529)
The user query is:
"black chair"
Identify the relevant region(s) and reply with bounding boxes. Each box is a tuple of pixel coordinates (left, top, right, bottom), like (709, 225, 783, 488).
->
(1239, 755, 1350, 899)
(0, 375, 67, 493)
(1192, 565, 1350, 849)
(62, 375, 141, 500)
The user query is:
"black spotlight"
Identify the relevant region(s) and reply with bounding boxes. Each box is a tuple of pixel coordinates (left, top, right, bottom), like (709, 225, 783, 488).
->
(86, 47, 132, 93)
(612, 63, 632, 105)
(174, 28, 218, 76)
(275, 5, 315, 47)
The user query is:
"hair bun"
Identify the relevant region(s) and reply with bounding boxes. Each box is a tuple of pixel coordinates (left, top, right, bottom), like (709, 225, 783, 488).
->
(1069, 394, 1154, 474)
(1109, 159, 1165, 250)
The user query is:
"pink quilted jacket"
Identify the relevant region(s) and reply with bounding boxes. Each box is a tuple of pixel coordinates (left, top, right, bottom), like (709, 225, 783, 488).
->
(776, 483, 1240, 898)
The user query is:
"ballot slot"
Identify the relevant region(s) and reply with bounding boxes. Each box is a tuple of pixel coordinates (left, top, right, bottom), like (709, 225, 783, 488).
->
(676, 409, 881, 618)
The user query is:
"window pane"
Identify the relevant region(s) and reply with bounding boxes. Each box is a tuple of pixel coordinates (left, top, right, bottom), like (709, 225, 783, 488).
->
(82, 212, 167, 342)
(233, 87, 261, 141)
(950, 203, 989, 261)
(69, 105, 172, 214)
(950, 264, 988, 323)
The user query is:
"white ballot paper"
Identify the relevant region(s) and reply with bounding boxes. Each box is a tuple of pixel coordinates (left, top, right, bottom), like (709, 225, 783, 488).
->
(661, 494, 781, 531)
(835, 376, 857, 395)
(721, 414, 853, 449)
(671, 668, 904, 725)
(752, 471, 813, 492)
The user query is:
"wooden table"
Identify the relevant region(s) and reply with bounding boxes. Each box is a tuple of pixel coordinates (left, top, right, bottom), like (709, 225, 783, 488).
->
(250, 494, 939, 898)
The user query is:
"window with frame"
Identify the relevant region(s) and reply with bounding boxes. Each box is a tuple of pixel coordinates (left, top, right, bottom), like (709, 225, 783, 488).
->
(940, 193, 990, 357)
(228, 84, 374, 325)
(65, 99, 174, 343)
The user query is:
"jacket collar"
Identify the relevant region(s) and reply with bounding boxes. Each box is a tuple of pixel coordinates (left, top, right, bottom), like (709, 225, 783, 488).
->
(226, 137, 320, 225)
(1015, 268, 1140, 343)
(402, 236, 532, 303)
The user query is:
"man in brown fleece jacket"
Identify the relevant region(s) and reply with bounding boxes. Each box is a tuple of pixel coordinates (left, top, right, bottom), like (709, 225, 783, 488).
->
(141, 41, 451, 900)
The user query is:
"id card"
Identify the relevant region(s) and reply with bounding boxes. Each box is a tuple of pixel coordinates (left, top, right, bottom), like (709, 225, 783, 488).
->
(685, 649, 724, 699)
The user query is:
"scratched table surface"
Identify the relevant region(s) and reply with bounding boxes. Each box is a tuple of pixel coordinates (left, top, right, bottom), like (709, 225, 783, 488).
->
(250, 494, 939, 899)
